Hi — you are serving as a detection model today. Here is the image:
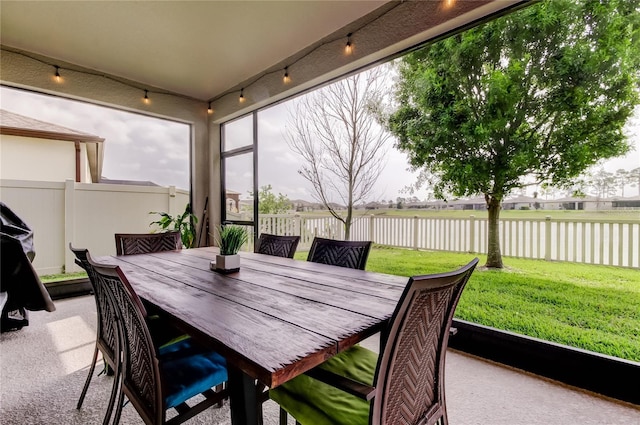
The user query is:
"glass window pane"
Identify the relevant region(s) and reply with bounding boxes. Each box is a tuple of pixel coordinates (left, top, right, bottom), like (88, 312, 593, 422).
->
(223, 115, 253, 152)
(224, 152, 254, 222)
(258, 104, 311, 202)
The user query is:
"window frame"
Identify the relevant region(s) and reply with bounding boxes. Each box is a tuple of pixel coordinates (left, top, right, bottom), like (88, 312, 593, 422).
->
(220, 112, 258, 243)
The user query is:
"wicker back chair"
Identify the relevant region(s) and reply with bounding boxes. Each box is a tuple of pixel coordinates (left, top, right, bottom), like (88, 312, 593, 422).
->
(306, 237, 372, 270)
(115, 231, 182, 256)
(256, 233, 300, 258)
(270, 258, 479, 425)
(70, 244, 120, 425)
(87, 255, 228, 425)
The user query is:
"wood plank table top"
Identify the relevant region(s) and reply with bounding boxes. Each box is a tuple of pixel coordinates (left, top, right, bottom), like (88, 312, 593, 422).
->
(98, 247, 408, 424)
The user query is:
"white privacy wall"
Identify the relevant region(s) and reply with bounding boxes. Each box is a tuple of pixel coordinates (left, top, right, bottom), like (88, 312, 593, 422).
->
(0, 179, 189, 275)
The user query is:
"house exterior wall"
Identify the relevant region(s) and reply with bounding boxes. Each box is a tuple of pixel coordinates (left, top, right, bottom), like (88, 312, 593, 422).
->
(0, 134, 78, 182)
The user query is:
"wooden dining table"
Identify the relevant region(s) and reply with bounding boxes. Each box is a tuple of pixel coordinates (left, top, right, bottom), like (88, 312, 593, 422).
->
(102, 246, 407, 425)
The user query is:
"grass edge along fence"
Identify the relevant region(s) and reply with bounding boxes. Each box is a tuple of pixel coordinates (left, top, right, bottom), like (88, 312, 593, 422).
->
(293, 247, 640, 363)
(260, 214, 640, 268)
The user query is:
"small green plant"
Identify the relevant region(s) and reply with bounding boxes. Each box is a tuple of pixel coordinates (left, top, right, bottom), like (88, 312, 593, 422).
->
(216, 225, 248, 255)
(150, 203, 198, 248)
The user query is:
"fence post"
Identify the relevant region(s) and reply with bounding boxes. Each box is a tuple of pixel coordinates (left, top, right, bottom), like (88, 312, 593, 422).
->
(64, 179, 76, 273)
(469, 215, 476, 253)
(168, 185, 177, 217)
(369, 215, 375, 243)
(545, 216, 552, 261)
(295, 214, 302, 238)
(413, 216, 419, 250)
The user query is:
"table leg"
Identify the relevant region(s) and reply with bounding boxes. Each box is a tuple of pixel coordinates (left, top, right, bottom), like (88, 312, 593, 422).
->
(228, 366, 260, 425)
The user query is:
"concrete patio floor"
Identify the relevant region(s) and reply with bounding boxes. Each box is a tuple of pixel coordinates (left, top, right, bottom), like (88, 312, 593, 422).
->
(1, 296, 638, 425)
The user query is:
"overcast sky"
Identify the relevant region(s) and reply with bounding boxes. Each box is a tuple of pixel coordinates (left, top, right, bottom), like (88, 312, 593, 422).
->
(1, 84, 638, 201)
(257, 99, 421, 203)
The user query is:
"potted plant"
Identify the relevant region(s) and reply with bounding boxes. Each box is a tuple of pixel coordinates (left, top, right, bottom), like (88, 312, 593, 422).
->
(149, 203, 198, 248)
(213, 225, 248, 273)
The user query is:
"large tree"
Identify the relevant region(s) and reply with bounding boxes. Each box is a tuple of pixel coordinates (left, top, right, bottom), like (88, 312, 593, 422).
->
(286, 68, 391, 240)
(387, 0, 640, 268)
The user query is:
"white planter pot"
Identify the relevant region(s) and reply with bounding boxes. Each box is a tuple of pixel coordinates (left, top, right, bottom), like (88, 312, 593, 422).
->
(214, 254, 240, 273)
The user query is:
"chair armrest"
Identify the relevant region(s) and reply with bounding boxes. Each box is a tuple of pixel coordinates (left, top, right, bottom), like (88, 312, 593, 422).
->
(304, 367, 376, 401)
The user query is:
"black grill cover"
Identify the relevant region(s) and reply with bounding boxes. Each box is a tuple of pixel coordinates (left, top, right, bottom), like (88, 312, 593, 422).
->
(1, 203, 55, 331)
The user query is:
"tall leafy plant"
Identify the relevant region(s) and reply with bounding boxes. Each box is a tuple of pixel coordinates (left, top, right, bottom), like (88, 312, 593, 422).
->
(150, 203, 198, 248)
(216, 225, 248, 255)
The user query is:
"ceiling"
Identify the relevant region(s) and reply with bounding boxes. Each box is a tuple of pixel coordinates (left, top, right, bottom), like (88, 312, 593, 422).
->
(0, 1, 387, 101)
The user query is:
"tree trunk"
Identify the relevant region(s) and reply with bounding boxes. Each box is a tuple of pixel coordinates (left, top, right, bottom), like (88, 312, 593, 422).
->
(344, 206, 352, 241)
(485, 196, 503, 268)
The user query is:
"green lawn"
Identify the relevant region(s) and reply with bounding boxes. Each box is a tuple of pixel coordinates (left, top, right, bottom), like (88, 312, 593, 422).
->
(296, 246, 640, 361)
(41, 272, 87, 283)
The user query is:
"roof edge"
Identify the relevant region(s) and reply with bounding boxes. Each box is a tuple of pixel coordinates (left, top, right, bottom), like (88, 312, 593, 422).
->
(0, 126, 104, 144)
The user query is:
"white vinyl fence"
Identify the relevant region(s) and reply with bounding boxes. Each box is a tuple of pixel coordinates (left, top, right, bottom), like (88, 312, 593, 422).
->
(258, 214, 640, 268)
(2, 177, 636, 274)
(1, 179, 189, 275)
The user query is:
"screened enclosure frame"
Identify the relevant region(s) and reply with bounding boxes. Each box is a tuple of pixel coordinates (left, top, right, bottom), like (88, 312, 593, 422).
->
(220, 112, 258, 245)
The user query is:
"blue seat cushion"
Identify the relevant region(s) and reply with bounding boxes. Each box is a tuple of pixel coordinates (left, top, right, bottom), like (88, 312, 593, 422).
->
(269, 345, 377, 425)
(147, 314, 190, 348)
(160, 340, 227, 409)
(158, 336, 197, 357)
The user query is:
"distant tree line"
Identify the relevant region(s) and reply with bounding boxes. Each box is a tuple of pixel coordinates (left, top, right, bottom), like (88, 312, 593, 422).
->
(583, 167, 640, 198)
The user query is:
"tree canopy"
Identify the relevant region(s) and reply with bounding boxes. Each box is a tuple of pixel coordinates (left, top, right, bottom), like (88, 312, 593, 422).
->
(255, 185, 291, 214)
(387, 0, 640, 267)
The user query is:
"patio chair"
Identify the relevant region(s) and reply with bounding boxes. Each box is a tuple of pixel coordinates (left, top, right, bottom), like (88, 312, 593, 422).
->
(307, 237, 372, 270)
(71, 244, 198, 423)
(87, 254, 229, 425)
(70, 244, 121, 425)
(255, 233, 300, 258)
(270, 258, 479, 425)
(114, 231, 182, 256)
(266, 236, 373, 420)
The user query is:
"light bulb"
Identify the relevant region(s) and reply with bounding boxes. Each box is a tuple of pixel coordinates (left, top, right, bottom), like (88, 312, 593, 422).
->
(443, 0, 456, 10)
(54, 66, 61, 83)
(345, 33, 353, 55)
(207, 102, 213, 114)
(283, 67, 291, 84)
(143, 90, 150, 104)
(239, 89, 245, 103)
